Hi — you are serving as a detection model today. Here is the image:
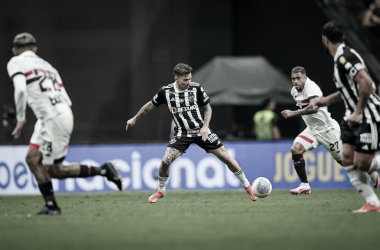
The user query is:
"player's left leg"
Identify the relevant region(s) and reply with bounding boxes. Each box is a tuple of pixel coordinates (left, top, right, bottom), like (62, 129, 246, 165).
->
(290, 128, 319, 195)
(148, 146, 183, 203)
(208, 145, 257, 201)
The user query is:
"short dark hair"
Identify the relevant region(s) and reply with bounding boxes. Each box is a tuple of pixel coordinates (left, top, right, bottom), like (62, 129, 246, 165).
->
(13, 32, 36, 48)
(291, 66, 306, 75)
(173, 63, 193, 77)
(322, 21, 344, 44)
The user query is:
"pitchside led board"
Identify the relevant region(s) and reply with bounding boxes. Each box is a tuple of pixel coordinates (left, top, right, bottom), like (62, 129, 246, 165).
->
(0, 141, 352, 195)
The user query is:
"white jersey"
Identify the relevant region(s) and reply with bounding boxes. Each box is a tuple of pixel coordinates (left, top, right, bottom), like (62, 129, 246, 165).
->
(291, 78, 336, 135)
(7, 51, 71, 121)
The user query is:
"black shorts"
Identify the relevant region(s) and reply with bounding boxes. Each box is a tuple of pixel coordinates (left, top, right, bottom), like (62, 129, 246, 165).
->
(341, 120, 380, 153)
(167, 132, 223, 152)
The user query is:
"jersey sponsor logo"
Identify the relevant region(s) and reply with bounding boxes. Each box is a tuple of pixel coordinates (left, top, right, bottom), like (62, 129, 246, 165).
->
(170, 97, 185, 103)
(360, 133, 372, 144)
(174, 104, 199, 113)
(187, 129, 200, 134)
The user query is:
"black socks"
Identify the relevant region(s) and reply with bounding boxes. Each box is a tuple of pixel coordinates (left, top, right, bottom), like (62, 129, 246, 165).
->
(38, 182, 59, 208)
(292, 154, 308, 183)
(79, 165, 102, 177)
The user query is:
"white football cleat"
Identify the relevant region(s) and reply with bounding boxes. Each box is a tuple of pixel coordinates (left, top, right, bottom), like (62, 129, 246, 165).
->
(290, 182, 311, 195)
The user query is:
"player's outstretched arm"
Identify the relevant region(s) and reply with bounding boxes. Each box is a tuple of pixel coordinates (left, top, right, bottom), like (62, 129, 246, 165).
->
(309, 91, 342, 110)
(201, 104, 212, 141)
(126, 101, 155, 131)
(281, 104, 317, 118)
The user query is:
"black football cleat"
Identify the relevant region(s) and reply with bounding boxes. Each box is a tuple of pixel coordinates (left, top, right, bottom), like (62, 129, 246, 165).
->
(102, 162, 123, 191)
(27, 206, 61, 217)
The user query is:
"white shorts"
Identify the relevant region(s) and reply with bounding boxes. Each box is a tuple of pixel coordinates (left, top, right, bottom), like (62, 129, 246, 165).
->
(29, 110, 74, 165)
(294, 121, 342, 162)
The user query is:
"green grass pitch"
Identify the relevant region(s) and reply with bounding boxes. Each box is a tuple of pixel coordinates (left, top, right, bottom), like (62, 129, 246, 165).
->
(1, 190, 379, 250)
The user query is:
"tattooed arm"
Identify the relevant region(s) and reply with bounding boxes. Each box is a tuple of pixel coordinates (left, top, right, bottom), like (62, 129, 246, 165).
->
(281, 104, 317, 119)
(126, 101, 155, 130)
(200, 104, 212, 141)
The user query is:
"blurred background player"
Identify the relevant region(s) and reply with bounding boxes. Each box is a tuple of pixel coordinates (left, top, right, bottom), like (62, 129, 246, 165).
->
(253, 98, 281, 141)
(7, 33, 122, 216)
(281, 66, 344, 195)
(126, 63, 257, 203)
(311, 21, 380, 212)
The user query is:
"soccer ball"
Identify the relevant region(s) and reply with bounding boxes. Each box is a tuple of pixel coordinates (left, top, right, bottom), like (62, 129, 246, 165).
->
(251, 177, 272, 198)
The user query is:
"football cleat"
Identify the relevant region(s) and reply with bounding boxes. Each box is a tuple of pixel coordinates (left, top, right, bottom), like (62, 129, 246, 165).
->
(369, 171, 380, 189)
(352, 202, 380, 213)
(27, 206, 61, 217)
(290, 183, 311, 195)
(148, 190, 166, 203)
(102, 162, 123, 191)
(245, 185, 258, 201)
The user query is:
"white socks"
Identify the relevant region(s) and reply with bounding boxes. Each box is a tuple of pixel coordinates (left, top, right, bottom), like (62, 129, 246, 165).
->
(369, 154, 380, 172)
(158, 176, 168, 193)
(233, 169, 250, 188)
(345, 165, 380, 207)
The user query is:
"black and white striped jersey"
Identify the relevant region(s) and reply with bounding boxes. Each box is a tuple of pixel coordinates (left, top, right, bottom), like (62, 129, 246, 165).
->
(152, 82, 210, 137)
(333, 44, 380, 123)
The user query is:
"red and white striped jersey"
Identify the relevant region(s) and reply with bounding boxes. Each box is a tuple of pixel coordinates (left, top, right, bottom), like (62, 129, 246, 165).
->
(291, 78, 337, 135)
(7, 51, 71, 121)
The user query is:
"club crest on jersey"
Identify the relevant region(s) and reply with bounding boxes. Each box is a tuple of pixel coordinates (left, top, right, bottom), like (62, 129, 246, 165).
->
(188, 92, 194, 102)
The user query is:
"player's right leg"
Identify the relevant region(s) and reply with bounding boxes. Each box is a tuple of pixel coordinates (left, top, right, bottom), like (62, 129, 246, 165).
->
(290, 129, 317, 195)
(341, 144, 380, 212)
(149, 146, 184, 203)
(25, 120, 61, 216)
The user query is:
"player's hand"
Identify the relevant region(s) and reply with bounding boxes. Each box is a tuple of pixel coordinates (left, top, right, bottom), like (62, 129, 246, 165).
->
(12, 120, 26, 139)
(281, 110, 294, 118)
(126, 118, 136, 131)
(348, 111, 362, 127)
(200, 126, 209, 141)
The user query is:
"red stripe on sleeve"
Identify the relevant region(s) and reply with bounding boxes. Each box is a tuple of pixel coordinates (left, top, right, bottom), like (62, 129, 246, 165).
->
(295, 99, 309, 104)
(29, 143, 40, 150)
(59, 83, 64, 88)
(297, 135, 314, 144)
(25, 71, 33, 77)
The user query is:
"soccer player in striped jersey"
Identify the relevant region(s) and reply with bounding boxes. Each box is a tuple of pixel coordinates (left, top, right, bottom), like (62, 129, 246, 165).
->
(126, 63, 257, 203)
(7, 33, 122, 216)
(281, 66, 344, 195)
(311, 21, 380, 212)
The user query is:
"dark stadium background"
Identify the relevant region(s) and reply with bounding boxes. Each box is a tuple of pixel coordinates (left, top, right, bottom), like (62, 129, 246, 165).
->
(1, 0, 368, 145)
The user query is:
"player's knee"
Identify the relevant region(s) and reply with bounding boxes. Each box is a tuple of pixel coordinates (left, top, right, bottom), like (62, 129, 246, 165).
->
(161, 159, 171, 169)
(341, 154, 353, 166)
(290, 145, 302, 155)
(353, 159, 371, 171)
(25, 152, 42, 169)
